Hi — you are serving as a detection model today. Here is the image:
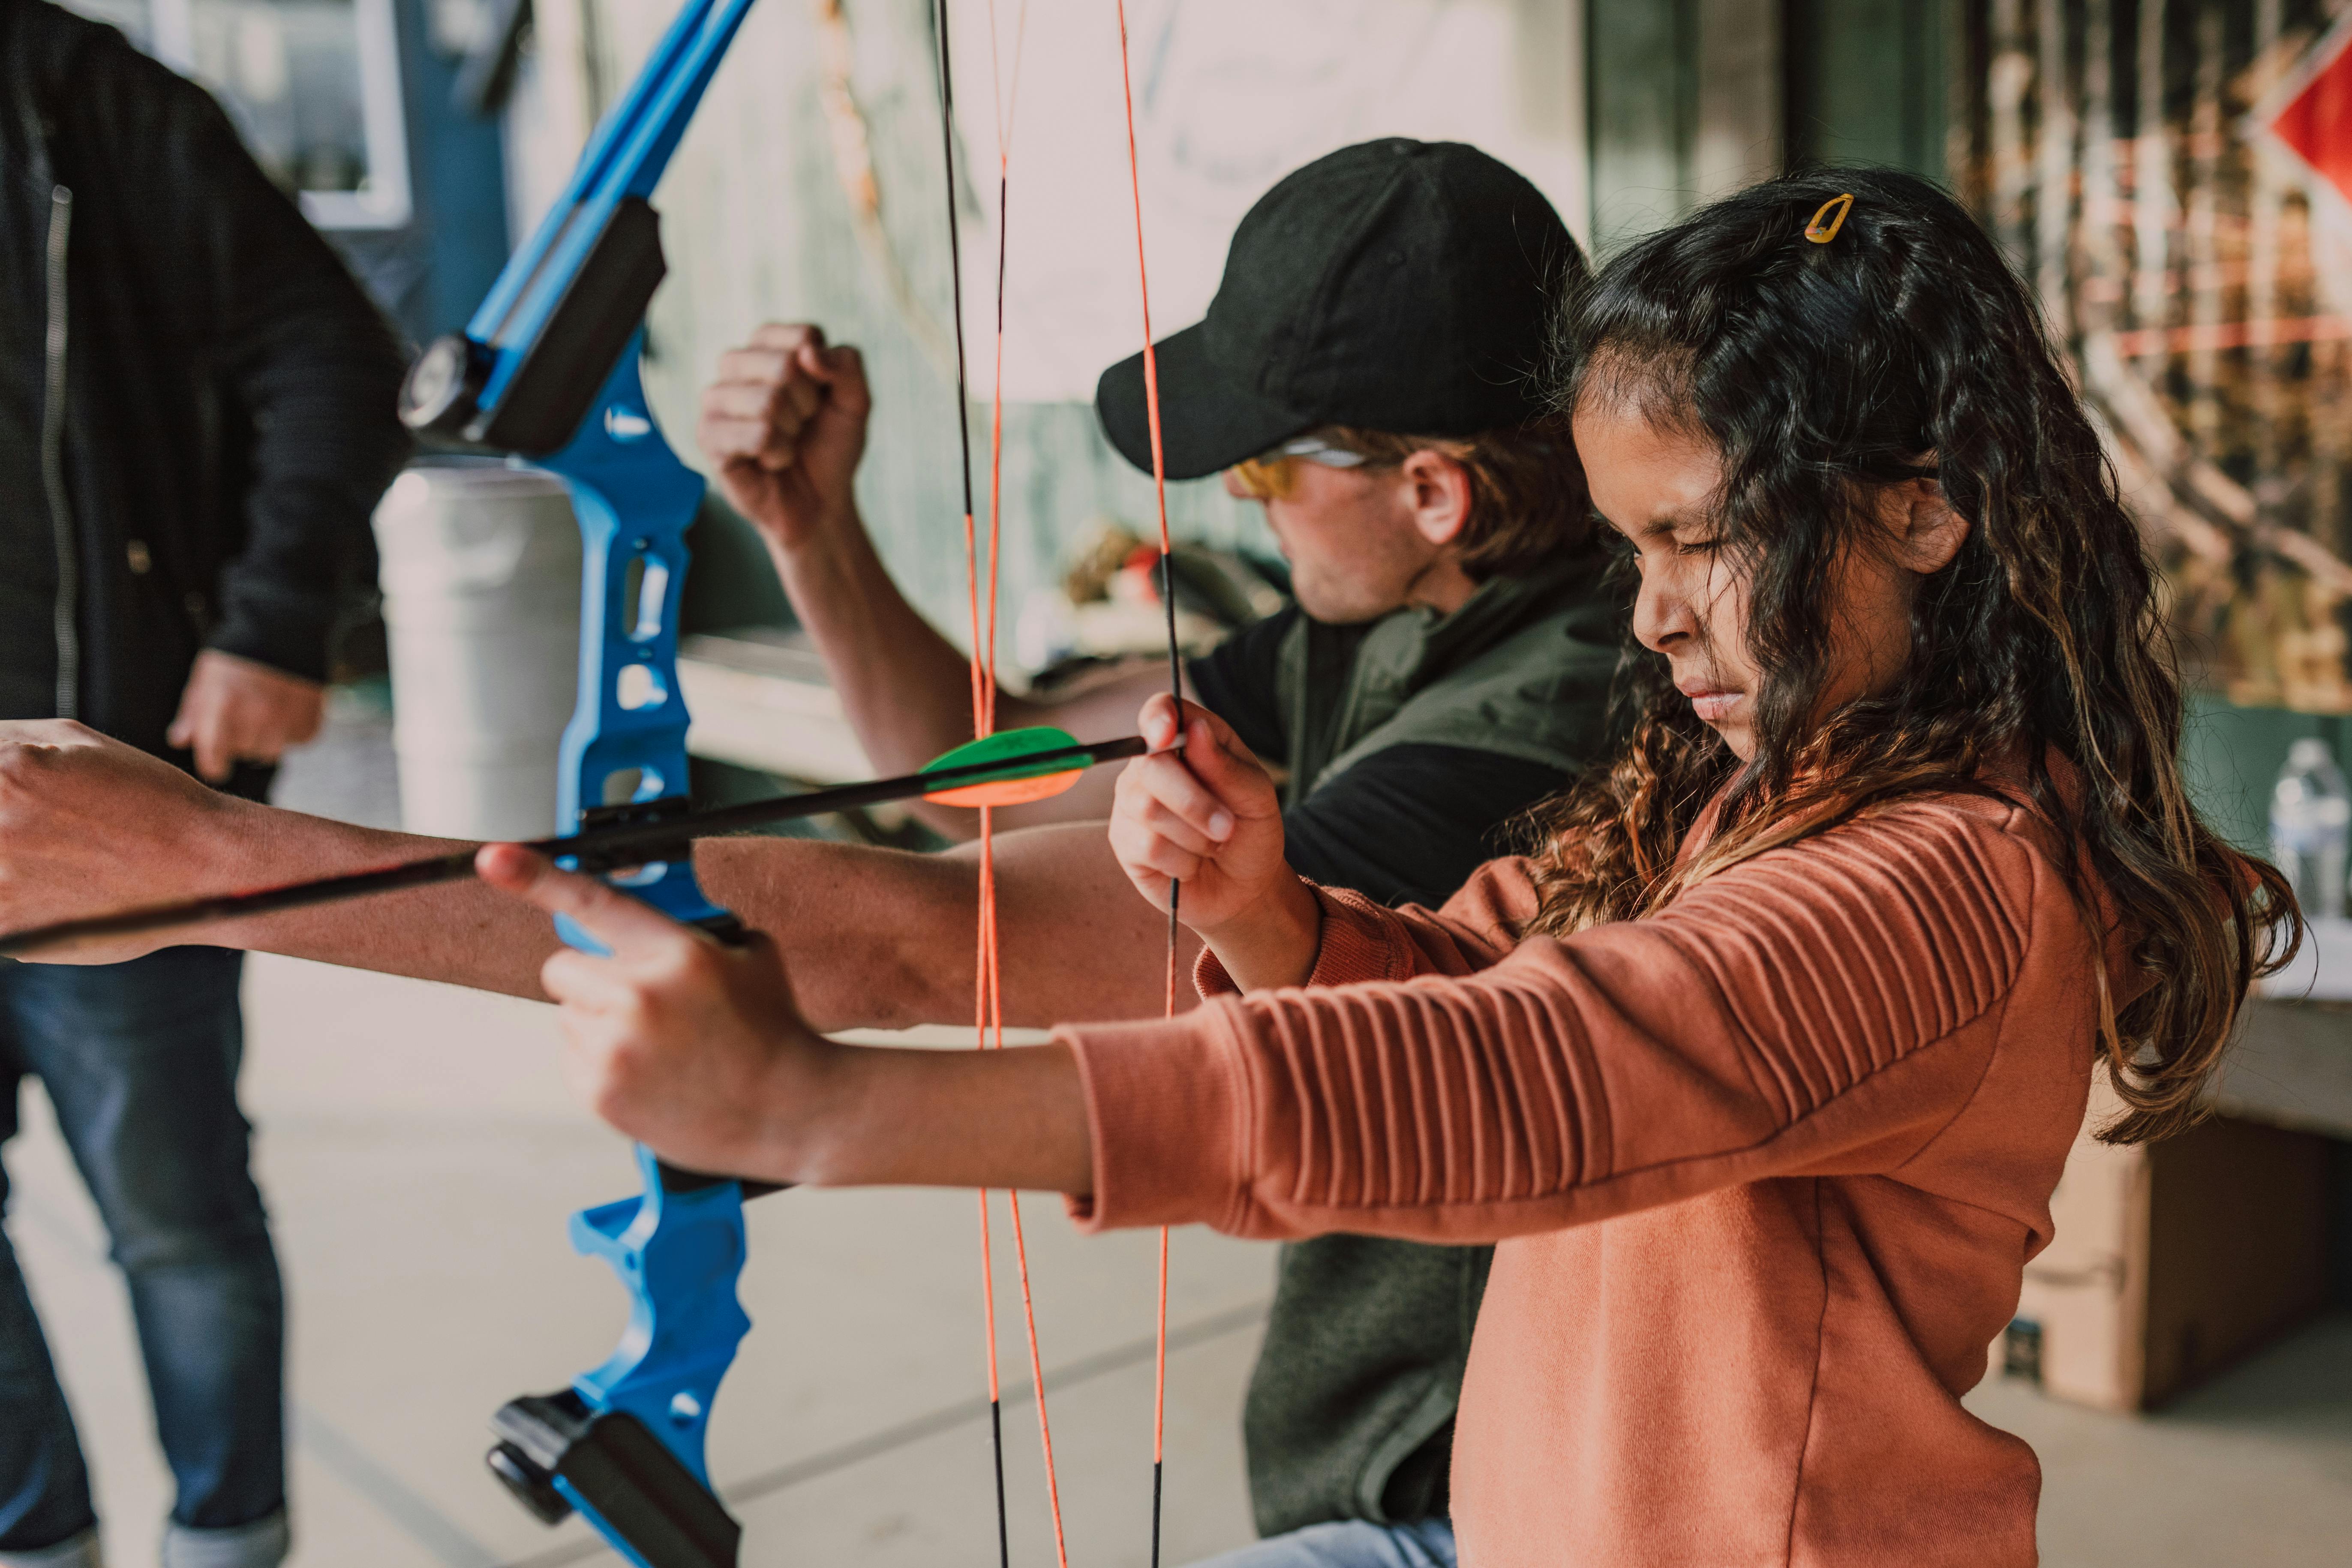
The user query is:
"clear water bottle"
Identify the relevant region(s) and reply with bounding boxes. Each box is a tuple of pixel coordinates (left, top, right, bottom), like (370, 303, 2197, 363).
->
(2270, 737, 2350, 921)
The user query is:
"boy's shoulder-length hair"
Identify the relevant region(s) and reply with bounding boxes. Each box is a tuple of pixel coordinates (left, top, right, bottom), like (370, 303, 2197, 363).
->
(1325, 419, 1595, 578)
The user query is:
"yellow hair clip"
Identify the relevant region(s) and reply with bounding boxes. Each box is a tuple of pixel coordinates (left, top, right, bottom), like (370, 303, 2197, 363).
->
(1804, 193, 1855, 244)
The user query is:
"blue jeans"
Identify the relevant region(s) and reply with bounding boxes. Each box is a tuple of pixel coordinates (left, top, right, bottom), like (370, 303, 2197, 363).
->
(0, 950, 285, 1554)
(1192, 1520, 1458, 1568)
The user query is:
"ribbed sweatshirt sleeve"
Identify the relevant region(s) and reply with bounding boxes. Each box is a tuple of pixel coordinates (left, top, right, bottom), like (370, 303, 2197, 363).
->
(1189, 856, 1533, 997)
(1061, 802, 2044, 1241)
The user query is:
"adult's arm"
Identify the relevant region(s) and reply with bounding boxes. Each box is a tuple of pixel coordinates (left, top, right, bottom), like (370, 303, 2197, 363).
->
(114, 49, 412, 680)
(697, 323, 1184, 836)
(0, 722, 1194, 1030)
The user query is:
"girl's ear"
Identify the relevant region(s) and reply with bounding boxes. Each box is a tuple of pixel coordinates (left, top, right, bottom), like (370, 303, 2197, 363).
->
(1400, 450, 1473, 548)
(1887, 478, 1969, 576)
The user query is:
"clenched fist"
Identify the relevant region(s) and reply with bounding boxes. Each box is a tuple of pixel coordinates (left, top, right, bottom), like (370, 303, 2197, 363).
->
(696, 322, 871, 552)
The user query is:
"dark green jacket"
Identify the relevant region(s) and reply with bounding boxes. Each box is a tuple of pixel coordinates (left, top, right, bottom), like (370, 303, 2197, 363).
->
(1242, 547, 1621, 1533)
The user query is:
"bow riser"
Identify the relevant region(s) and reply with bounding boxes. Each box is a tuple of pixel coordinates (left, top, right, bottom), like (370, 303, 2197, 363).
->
(543, 340, 733, 944)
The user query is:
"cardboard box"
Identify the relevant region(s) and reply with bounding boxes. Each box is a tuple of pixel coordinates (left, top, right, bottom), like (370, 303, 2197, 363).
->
(2007, 1080, 2332, 1411)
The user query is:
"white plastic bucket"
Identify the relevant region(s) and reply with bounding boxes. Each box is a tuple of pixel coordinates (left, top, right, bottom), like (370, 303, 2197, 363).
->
(372, 462, 581, 840)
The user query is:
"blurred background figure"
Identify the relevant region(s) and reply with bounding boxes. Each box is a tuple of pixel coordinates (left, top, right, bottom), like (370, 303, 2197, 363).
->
(0, 4, 409, 1566)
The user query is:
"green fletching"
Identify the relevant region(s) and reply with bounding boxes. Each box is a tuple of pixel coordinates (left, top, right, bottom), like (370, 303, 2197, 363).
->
(921, 726, 1087, 784)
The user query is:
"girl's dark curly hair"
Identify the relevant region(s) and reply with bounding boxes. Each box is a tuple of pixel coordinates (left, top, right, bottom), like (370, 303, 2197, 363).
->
(1522, 167, 2299, 1144)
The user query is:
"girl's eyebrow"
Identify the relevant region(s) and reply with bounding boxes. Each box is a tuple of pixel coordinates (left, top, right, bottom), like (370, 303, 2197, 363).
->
(1599, 504, 1706, 541)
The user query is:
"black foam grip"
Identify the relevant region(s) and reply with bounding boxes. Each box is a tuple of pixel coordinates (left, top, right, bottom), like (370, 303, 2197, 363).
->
(654, 1160, 786, 1201)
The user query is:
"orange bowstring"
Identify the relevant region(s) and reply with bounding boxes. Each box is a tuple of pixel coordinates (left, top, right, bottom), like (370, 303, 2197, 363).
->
(1114, 6, 1178, 1564)
(947, 9, 1168, 1563)
(937, 6, 1040, 1568)
(967, 3, 1069, 1565)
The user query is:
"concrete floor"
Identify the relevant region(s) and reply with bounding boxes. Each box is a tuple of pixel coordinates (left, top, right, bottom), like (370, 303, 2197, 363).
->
(10, 961, 1271, 1568)
(6, 695, 2351, 1567)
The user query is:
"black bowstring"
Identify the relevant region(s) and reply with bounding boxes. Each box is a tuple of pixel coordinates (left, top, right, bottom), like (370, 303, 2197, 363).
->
(930, 9, 1010, 1566)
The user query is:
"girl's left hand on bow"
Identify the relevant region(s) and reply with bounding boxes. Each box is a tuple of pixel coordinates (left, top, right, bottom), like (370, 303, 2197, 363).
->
(477, 843, 839, 1184)
(480, 844, 1098, 1193)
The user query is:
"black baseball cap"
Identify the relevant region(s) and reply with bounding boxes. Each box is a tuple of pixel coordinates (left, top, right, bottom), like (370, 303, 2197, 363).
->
(1095, 139, 1579, 481)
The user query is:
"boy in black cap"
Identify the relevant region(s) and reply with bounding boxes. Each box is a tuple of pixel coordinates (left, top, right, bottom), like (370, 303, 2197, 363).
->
(695, 139, 1614, 1562)
(0, 141, 1616, 1566)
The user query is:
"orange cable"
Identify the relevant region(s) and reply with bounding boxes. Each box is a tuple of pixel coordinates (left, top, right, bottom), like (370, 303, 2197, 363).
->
(967, 3, 1068, 1564)
(1114, 6, 1178, 1562)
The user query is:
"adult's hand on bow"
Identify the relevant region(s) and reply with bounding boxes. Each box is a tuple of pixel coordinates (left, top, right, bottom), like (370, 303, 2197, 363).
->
(697, 322, 871, 553)
(0, 719, 252, 963)
(1111, 695, 1320, 991)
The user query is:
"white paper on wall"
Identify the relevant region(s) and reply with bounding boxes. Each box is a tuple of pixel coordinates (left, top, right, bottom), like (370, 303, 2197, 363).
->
(945, 0, 1584, 404)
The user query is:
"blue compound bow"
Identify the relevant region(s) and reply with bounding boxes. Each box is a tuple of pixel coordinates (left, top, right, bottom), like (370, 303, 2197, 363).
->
(398, 2, 783, 1562)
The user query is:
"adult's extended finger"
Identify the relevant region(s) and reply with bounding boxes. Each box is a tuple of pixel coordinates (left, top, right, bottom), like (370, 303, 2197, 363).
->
(188, 717, 234, 784)
(475, 844, 700, 958)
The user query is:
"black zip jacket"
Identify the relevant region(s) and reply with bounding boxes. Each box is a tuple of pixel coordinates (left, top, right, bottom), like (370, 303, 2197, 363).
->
(0, 0, 410, 764)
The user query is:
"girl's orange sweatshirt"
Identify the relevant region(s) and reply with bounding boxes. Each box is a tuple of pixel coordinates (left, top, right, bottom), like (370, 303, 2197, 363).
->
(1057, 787, 2132, 1567)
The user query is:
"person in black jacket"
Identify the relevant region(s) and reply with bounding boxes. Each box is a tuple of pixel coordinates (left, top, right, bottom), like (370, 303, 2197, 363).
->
(0, 4, 410, 1566)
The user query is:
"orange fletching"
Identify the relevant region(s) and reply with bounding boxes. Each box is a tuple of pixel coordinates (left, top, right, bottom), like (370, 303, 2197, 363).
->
(924, 768, 1083, 808)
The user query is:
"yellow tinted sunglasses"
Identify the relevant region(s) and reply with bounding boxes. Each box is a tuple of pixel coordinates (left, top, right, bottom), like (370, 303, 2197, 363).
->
(1229, 434, 1372, 501)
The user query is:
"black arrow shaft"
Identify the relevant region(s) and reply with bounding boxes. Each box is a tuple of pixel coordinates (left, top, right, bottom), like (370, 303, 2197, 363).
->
(0, 736, 1153, 958)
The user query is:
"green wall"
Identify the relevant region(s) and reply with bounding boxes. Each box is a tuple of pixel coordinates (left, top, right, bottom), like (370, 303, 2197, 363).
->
(1586, 0, 1703, 248)
(2182, 693, 2343, 856)
(1782, 0, 1950, 176)
(1586, 0, 1951, 252)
